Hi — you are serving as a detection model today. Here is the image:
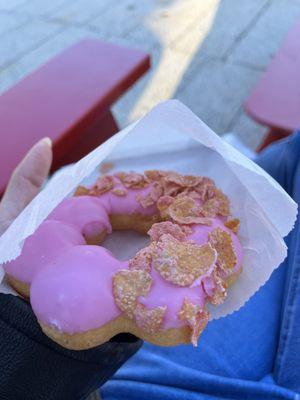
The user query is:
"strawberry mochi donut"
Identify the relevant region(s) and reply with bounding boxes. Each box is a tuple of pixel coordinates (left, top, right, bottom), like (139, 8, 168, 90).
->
(4, 170, 243, 349)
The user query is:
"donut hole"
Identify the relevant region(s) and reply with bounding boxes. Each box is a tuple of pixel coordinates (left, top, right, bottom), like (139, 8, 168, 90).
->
(101, 229, 150, 260)
(82, 214, 157, 260)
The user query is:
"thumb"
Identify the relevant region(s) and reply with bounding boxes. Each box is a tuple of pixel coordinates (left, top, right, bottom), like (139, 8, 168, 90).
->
(0, 138, 52, 235)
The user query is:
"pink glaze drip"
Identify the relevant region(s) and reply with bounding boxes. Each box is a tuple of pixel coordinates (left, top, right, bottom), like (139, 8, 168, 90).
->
(6, 173, 243, 336)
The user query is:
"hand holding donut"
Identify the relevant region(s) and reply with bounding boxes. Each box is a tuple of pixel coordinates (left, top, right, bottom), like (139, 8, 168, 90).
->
(0, 139, 141, 400)
(0, 138, 52, 235)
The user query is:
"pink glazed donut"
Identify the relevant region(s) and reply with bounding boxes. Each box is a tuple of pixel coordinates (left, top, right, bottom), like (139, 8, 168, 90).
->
(4, 170, 243, 349)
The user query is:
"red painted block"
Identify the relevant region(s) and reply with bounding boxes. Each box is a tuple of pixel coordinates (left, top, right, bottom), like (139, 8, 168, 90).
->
(0, 39, 150, 195)
(245, 19, 300, 150)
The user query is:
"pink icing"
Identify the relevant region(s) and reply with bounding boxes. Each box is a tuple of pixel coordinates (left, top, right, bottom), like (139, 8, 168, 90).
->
(96, 182, 157, 216)
(48, 196, 112, 235)
(139, 268, 207, 329)
(31, 246, 126, 332)
(4, 172, 243, 338)
(4, 220, 85, 283)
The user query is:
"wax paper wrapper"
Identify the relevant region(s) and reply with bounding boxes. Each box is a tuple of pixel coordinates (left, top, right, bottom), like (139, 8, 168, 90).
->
(0, 100, 297, 319)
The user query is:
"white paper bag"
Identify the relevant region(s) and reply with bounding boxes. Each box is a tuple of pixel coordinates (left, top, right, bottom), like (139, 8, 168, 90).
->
(0, 100, 297, 319)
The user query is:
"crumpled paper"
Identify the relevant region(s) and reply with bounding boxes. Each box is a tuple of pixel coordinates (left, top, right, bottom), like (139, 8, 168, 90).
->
(0, 100, 297, 319)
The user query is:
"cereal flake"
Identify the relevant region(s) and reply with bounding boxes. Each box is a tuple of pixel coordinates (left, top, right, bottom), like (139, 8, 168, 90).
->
(129, 247, 153, 273)
(202, 270, 227, 305)
(153, 235, 217, 286)
(117, 172, 148, 189)
(168, 196, 212, 225)
(208, 228, 237, 270)
(134, 303, 167, 334)
(74, 186, 89, 196)
(113, 269, 152, 318)
(224, 218, 240, 234)
(148, 221, 187, 242)
(178, 298, 210, 346)
(202, 189, 230, 217)
(91, 175, 114, 195)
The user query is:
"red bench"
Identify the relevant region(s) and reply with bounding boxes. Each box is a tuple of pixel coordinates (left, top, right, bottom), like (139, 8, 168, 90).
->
(245, 19, 300, 151)
(0, 39, 150, 195)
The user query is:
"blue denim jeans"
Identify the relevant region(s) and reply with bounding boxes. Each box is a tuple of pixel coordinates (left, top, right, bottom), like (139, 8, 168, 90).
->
(102, 132, 300, 400)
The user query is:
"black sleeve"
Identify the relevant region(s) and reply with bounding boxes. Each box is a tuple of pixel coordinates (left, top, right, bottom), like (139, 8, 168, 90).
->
(0, 294, 142, 400)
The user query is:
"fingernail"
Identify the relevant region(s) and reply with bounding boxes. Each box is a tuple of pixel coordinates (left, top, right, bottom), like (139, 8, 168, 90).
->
(41, 137, 52, 147)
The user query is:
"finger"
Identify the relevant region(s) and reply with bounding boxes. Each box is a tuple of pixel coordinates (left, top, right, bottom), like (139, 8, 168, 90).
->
(0, 138, 52, 234)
